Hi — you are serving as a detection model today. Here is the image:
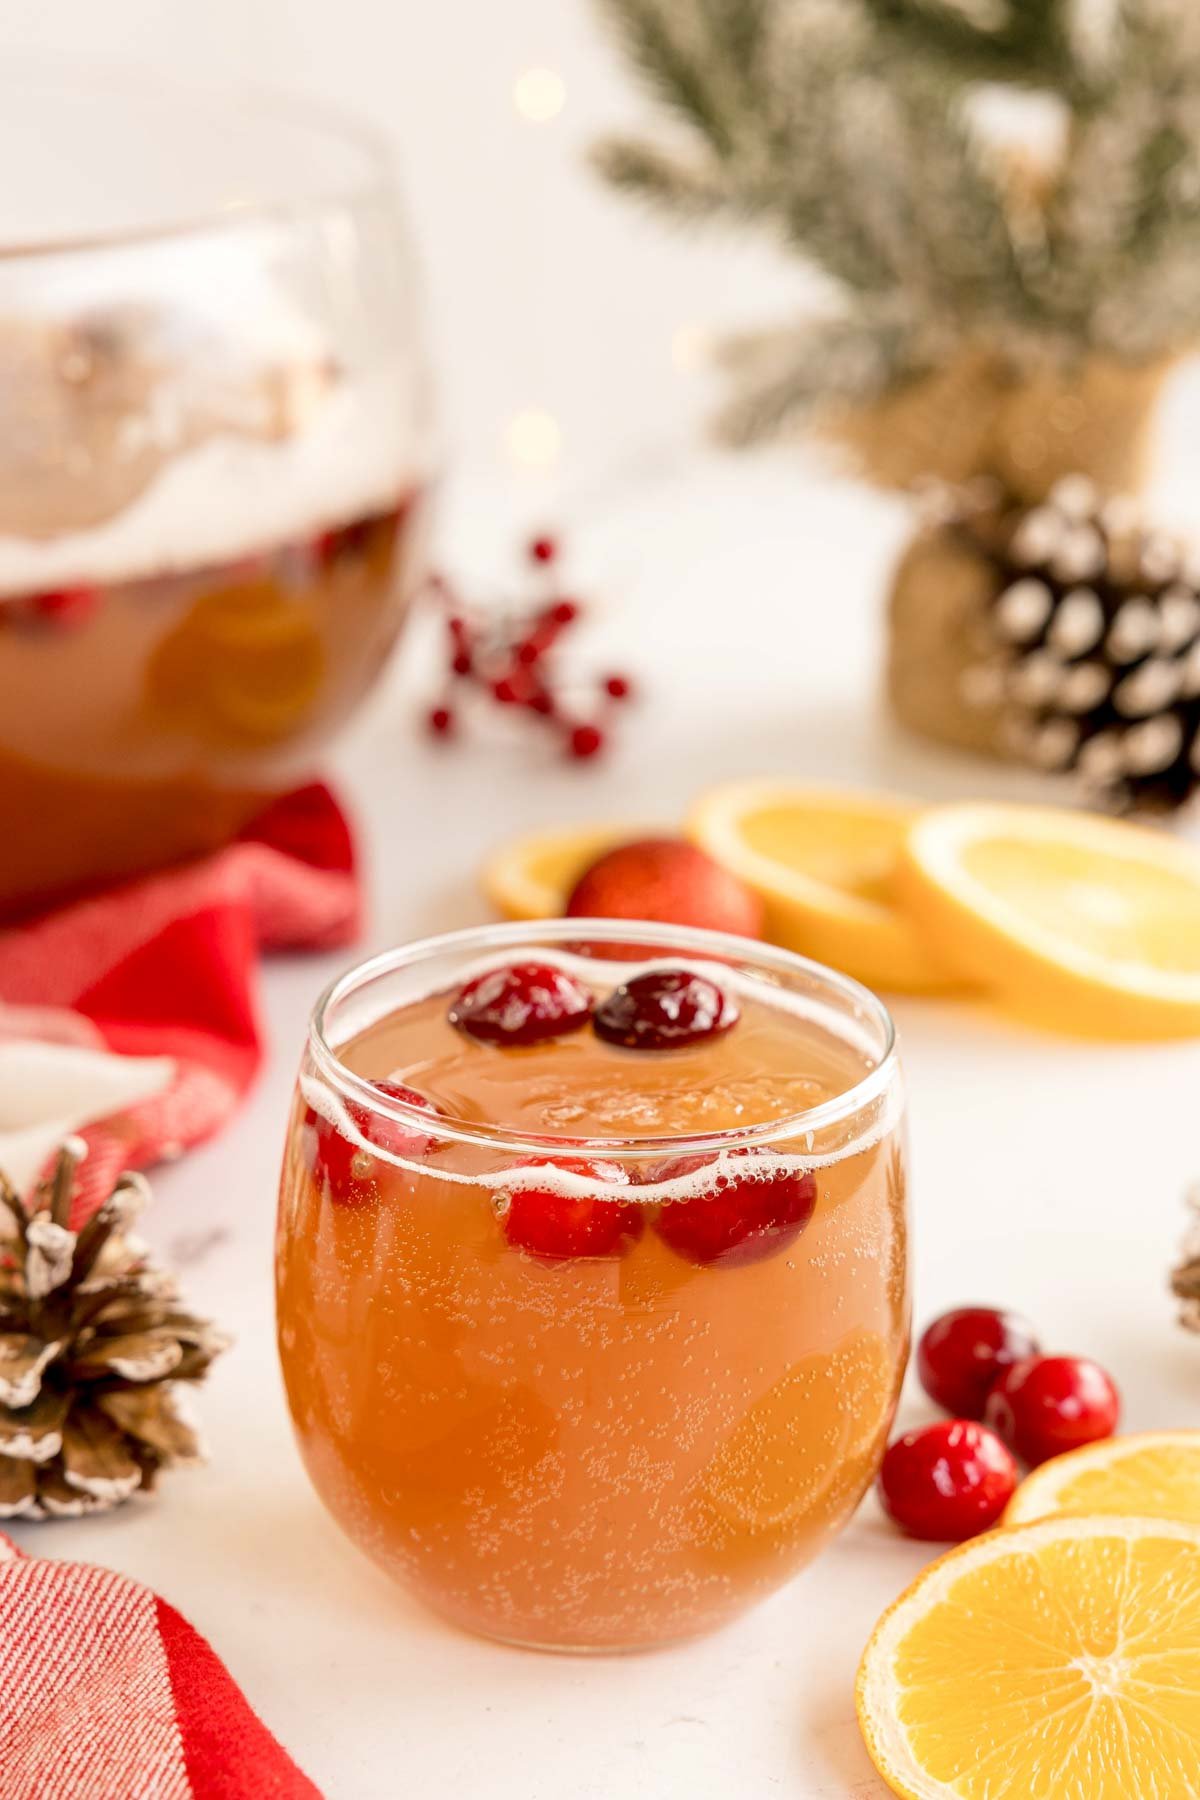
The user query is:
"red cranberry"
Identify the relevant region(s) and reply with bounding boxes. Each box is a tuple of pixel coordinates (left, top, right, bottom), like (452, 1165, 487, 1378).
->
(28, 586, 98, 629)
(307, 1081, 438, 1205)
(428, 705, 454, 736)
(529, 534, 558, 564)
(917, 1306, 1041, 1419)
(593, 968, 739, 1051)
(878, 1421, 1018, 1541)
(448, 960, 593, 1046)
(652, 1149, 816, 1268)
(366, 1080, 441, 1159)
(984, 1355, 1120, 1467)
(317, 517, 375, 564)
(500, 1156, 643, 1260)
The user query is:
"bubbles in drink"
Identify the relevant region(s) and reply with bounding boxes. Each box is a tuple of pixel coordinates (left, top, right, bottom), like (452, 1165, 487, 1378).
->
(277, 953, 908, 1648)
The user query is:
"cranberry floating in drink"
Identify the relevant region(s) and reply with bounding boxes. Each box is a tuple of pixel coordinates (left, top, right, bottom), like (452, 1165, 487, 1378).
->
(498, 1156, 644, 1260)
(593, 967, 740, 1049)
(652, 1147, 817, 1267)
(448, 961, 593, 1044)
(0, 74, 433, 918)
(276, 920, 910, 1650)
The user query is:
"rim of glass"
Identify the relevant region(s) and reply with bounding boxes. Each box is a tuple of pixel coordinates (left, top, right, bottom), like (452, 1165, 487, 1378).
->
(308, 919, 899, 1159)
(0, 63, 396, 261)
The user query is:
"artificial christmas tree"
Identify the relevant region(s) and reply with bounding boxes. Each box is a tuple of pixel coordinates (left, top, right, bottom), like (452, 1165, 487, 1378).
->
(596, 0, 1200, 769)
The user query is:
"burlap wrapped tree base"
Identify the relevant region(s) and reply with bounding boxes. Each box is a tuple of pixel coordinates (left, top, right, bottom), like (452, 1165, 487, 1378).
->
(874, 351, 1170, 760)
(834, 349, 1168, 505)
(886, 524, 1006, 757)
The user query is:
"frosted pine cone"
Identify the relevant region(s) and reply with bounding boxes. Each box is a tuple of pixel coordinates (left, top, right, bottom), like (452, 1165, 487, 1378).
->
(959, 477, 1200, 813)
(0, 1143, 229, 1519)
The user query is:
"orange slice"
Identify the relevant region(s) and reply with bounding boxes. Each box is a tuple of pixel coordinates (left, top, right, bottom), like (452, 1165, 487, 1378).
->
(686, 781, 959, 992)
(900, 801, 1200, 1037)
(858, 1513, 1200, 1800)
(696, 1327, 899, 1544)
(1005, 1429, 1200, 1527)
(479, 822, 651, 920)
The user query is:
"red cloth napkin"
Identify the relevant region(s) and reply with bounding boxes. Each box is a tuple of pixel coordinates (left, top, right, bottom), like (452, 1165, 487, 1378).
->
(0, 784, 359, 1222)
(0, 1529, 321, 1798)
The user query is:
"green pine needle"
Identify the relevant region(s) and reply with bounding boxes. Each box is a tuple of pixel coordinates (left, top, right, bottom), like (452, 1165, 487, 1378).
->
(593, 0, 1200, 442)
(591, 137, 734, 217)
(597, 0, 740, 153)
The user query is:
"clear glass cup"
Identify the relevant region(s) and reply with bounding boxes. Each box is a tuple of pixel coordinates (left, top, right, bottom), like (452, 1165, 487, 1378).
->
(0, 67, 434, 917)
(276, 921, 909, 1651)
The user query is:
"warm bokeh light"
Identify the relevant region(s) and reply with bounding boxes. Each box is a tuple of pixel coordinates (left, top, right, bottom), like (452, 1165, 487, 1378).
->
(512, 67, 566, 124)
(506, 408, 562, 468)
(671, 323, 715, 371)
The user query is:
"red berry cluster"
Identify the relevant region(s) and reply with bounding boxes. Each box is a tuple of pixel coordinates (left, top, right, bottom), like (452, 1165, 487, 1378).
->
(424, 534, 633, 759)
(878, 1306, 1121, 1543)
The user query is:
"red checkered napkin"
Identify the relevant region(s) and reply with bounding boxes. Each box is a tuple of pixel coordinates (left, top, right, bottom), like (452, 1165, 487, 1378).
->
(0, 784, 359, 1222)
(0, 1531, 321, 1799)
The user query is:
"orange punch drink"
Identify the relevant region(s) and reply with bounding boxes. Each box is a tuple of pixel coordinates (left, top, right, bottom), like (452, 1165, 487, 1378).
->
(276, 921, 909, 1650)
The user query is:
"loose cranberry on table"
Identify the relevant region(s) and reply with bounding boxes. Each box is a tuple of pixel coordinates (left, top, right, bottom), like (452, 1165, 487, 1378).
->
(500, 1157, 643, 1260)
(593, 968, 739, 1050)
(448, 960, 593, 1045)
(917, 1306, 1042, 1419)
(878, 1420, 1018, 1542)
(652, 1149, 816, 1268)
(308, 1080, 439, 1204)
(565, 838, 763, 942)
(984, 1354, 1120, 1467)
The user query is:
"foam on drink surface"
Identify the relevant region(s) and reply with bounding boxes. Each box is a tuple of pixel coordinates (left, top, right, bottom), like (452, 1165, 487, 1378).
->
(0, 360, 422, 597)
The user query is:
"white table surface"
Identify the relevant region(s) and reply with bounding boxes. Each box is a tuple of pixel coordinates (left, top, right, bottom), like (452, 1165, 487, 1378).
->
(14, 449, 1200, 1800)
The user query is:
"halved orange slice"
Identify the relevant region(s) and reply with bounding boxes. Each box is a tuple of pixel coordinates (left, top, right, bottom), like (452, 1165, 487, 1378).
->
(1005, 1429, 1200, 1527)
(900, 801, 1200, 1036)
(686, 781, 959, 992)
(858, 1513, 1200, 1800)
(479, 822, 650, 920)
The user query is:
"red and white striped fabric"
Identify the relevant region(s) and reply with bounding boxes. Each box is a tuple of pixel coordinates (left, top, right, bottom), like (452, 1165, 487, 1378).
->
(0, 1531, 321, 1798)
(0, 785, 359, 1223)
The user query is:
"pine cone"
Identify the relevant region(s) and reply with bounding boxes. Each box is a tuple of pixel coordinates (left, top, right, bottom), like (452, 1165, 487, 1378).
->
(0, 1144, 229, 1519)
(958, 476, 1200, 813)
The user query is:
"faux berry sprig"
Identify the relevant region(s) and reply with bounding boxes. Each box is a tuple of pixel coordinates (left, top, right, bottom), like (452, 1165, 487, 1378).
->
(424, 534, 633, 760)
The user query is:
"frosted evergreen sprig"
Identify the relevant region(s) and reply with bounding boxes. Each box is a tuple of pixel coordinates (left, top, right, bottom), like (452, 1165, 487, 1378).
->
(594, 0, 1200, 443)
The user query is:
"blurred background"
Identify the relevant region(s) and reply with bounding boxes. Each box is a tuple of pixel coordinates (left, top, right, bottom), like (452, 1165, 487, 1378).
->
(2, 0, 803, 485)
(7, 0, 1200, 921)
